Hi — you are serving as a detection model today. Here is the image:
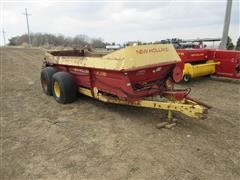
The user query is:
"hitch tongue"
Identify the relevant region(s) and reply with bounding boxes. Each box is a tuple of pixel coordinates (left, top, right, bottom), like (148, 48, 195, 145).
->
(186, 96, 212, 109)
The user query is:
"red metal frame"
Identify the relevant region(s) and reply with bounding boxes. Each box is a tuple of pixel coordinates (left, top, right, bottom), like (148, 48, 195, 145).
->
(50, 63, 179, 102)
(210, 49, 240, 79)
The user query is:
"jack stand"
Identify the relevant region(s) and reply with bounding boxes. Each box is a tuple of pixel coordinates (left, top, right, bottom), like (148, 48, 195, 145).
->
(156, 111, 177, 129)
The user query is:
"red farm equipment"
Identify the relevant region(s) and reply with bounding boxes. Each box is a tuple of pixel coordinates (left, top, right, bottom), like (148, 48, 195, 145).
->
(41, 44, 209, 128)
(172, 49, 240, 83)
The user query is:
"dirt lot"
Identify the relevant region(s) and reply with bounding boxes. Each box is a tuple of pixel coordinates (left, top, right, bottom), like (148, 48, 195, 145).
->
(0, 47, 240, 180)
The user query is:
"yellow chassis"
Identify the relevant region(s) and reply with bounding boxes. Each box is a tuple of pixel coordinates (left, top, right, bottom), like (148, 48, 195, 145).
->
(79, 87, 208, 122)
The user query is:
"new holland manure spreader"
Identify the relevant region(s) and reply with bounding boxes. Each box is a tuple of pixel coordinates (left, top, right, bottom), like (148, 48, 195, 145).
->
(41, 44, 209, 128)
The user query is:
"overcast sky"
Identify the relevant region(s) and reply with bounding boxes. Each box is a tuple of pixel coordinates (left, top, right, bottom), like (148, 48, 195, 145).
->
(1, 0, 239, 45)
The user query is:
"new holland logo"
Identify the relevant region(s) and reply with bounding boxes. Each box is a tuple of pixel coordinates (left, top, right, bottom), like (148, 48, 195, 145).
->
(136, 47, 169, 55)
(73, 68, 89, 73)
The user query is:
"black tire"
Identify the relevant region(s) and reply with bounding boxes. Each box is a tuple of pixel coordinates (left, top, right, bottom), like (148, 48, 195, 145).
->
(41, 67, 58, 96)
(183, 74, 191, 83)
(52, 72, 77, 104)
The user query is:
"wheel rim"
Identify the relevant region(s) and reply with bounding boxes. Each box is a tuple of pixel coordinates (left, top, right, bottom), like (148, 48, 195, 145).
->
(41, 77, 48, 92)
(184, 75, 190, 82)
(54, 81, 61, 98)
